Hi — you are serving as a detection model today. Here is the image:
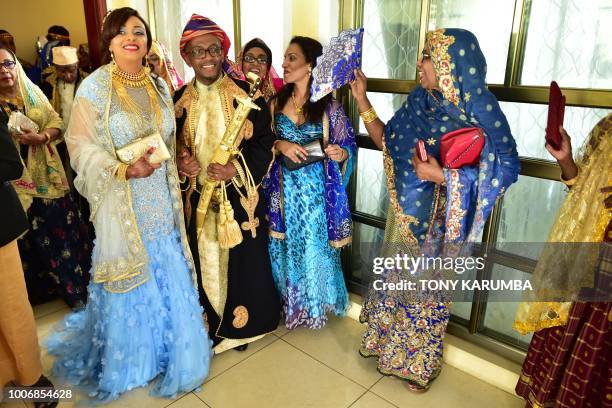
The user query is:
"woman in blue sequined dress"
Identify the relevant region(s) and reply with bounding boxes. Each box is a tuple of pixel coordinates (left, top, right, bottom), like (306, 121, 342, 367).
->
(264, 36, 356, 329)
(45, 8, 211, 403)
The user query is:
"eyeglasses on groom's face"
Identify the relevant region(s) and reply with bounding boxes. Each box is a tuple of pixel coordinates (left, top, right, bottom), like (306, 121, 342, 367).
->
(186, 45, 223, 59)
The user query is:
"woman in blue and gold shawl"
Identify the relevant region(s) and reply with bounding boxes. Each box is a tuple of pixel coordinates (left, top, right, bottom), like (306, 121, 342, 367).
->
(350, 28, 520, 391)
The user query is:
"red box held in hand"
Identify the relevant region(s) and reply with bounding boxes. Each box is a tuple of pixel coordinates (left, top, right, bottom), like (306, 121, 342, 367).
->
(546, 81, 566, 151)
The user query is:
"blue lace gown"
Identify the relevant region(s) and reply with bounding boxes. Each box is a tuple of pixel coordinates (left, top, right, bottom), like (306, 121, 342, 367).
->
(46, 80, 211, 403)
(269, 114, 348, 329)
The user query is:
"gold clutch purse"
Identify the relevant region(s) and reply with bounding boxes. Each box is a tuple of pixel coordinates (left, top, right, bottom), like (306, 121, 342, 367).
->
(116, 132, 171, 165)
(8, 111, 40, 134)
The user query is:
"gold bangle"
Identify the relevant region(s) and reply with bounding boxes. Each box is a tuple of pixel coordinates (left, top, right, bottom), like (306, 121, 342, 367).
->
(116, 163, 129, 182)
(42, 131, 51, 144)
(359, 107, 378, 124)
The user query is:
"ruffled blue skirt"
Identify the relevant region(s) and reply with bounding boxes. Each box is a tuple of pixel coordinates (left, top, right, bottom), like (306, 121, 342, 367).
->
(46, 231, 212, 404)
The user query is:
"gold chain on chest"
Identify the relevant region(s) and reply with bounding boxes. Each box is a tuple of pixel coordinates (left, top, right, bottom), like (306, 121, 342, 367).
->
(111, 63, 162, 132)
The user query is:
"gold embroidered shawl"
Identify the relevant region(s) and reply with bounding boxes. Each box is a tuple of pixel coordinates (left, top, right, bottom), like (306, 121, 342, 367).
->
(8, 58, 68, 211)
(513, 113, 612, 334)
(65, 64, 196, 293)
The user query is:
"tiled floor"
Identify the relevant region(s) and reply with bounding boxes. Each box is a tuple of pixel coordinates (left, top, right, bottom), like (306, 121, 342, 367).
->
(5, 300, 524, 408)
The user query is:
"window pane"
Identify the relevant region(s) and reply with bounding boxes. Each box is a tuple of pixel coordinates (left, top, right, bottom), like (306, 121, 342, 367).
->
(355, 93, 400, 220)
(358, 92, 407, 133)
(153, 0, 187, 79)
(350, 222, 385, 283)
(451, 302, 472, 321)
(496, 175, 567, 259)
(240, 0, 339, 71)
(240, 0, 290, 71)
(520, 0, 612, 88)
(428, 0, 515, 84)
(362, 0, 421, 80)
(355, 148, 388, 218)
(500, 102, 611, 161)
(451, 262, 478, 321)
(482, 264, 533, 346)
(154, 0, 235, 82)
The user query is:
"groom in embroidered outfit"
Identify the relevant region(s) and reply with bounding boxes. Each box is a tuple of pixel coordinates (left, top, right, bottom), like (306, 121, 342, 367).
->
(174, 14, 279, 353)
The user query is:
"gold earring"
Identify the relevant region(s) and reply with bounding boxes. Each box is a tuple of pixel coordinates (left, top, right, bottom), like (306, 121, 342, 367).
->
(110, 49, 115, 64)
(308, 66, 312, 76)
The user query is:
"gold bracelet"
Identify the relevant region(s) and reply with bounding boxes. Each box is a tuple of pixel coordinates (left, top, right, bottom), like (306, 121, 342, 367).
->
(42, 131, 51, 144)
(359, 107, 378, 124)
(115, 163, 129, 182)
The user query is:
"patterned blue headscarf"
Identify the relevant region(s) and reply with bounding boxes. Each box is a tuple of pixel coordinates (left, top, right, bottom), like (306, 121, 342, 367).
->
(384, 28, 520, 247)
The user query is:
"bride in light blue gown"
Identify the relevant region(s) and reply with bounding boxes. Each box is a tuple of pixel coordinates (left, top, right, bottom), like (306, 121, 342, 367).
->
(45, 8, 211, 403)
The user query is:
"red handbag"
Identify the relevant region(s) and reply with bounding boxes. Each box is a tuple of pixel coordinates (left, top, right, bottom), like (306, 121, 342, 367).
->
(439, 127, 485, 169)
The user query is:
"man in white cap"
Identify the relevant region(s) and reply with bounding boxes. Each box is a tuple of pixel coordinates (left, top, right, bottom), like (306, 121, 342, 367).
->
(41, 46, 87, 125)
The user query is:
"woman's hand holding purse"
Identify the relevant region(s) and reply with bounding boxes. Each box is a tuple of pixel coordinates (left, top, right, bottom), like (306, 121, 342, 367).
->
(547, 126, 578, 183)
(126, 147, 161, 179)
(276, 140, 308, 164)
(14, 128, 47, 145)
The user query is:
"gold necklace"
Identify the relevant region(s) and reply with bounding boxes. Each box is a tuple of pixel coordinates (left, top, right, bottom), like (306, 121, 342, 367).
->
(112, 63, 149, 88)
(0, 92, 19, 104)
(0, 94, 22, 111)
(291, 91, 304, 116)
(111, 64, 162, 132)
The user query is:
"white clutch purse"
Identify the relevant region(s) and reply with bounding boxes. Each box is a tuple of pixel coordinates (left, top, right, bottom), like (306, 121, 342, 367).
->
(8, 111, 40, 134)
(115, 132, 171, 165)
